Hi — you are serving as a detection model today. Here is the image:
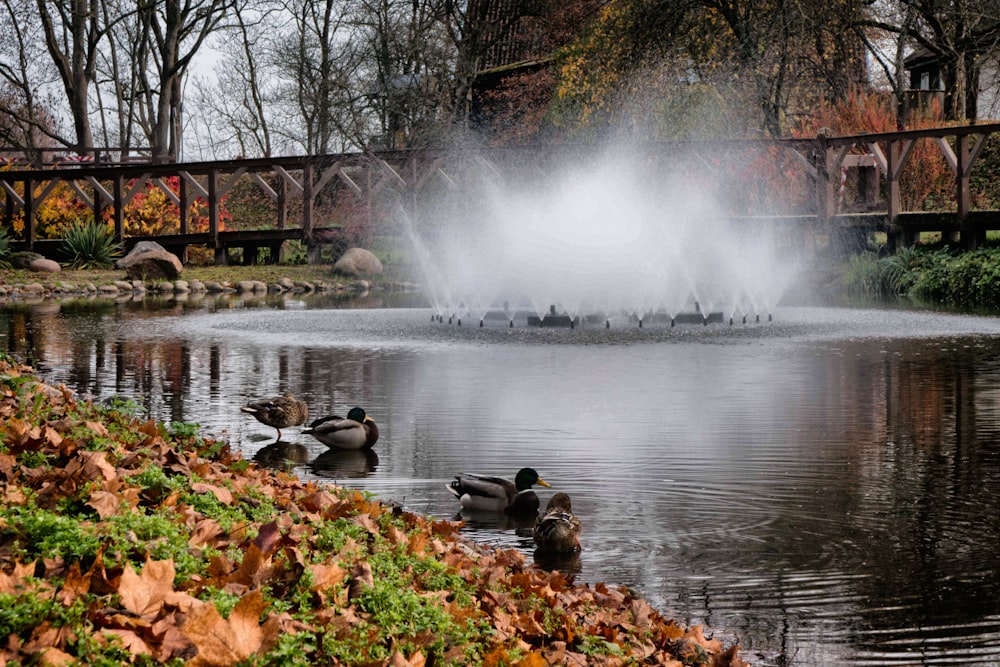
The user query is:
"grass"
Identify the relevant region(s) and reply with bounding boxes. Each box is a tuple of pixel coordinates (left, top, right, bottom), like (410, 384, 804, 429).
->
(0, 263, 372, 288)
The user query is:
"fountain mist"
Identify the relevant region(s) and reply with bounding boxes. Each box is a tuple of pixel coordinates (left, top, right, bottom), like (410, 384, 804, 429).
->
(405, 146, 801, 327)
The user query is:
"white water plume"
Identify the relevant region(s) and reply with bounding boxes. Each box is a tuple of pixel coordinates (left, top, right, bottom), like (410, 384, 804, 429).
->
(405, 147, 801, 326)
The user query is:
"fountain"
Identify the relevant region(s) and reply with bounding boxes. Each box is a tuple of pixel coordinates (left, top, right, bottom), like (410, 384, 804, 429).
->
(404, 146, 800, 329)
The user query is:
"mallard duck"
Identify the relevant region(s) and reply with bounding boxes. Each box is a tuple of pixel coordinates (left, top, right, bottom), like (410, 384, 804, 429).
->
(240, 391, 308, 439)
(447, 467, 550, 516)
(302, 406, 379, 450)
(533, 492, 582, 553)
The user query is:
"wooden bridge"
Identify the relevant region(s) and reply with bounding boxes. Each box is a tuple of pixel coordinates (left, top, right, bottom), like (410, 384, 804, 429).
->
(3, 122, 1000, 265)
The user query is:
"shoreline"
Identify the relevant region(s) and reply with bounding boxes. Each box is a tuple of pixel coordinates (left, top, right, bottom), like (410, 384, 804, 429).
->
(0, 353, 749, 666)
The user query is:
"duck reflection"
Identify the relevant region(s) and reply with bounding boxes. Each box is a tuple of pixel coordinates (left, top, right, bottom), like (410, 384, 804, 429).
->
(309, 448, 379, 479)
(455, 509, 537, 534)
(253, 440, 310, 471)
(532, 548, 582, 575)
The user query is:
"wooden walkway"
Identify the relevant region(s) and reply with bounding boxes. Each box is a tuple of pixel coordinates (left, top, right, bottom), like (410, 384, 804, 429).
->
(3, 123, 1000, 264)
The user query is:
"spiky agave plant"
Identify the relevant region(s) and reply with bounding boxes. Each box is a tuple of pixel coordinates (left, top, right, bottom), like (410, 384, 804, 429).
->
(0, 225, 10, 269)
(60, 221, 123, 269)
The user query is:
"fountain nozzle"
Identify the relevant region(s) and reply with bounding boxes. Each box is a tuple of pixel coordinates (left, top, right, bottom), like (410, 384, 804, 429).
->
(639, 319, 643, 329)
(509, 320, 514, 328)
(728, 317, 733, 326)
(768, 313, 773, 322)
(756, 314, 760, 323)
(479, 319, 484, 328)
(670, 318, 675, 328)
(457, 318, 462, 326)
(742, 315, 747, 325)
(605, 320, 610, 329)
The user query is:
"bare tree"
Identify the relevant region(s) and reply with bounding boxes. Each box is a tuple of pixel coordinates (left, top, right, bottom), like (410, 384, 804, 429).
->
(0, 0, 66, 159)
(34, 0, 107, 151)
(860, 0, 1000, 121)
(189, 1, 279, 158)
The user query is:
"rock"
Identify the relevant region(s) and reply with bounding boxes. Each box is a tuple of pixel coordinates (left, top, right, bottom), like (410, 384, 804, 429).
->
(28, 258, 60, 273)
(116, 242, 183, 281)
(98, 284, 120, 296)
(189, 279, 206, 292)
(131, 280, 146, 294)
(9, 252, 44, 269)
(155, 281, 174, 293)
(203, 281, 227, 293)
(332, 248, 383, 277)
(278, 277, 296, 291)
(174, 280, 190, 294)
(114, 280, 134, 293)
(21, 283, 45, 296)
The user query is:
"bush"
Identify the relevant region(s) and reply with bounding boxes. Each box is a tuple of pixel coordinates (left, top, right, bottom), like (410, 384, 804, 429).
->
(59, 221, 124, 269)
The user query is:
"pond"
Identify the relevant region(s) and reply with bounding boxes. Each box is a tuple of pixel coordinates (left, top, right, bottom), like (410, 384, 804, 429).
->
(4, 292, 1000, 666)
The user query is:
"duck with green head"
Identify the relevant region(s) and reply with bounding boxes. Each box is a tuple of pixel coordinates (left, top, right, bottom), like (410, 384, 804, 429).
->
(302, 407, 379, 450)
(447, 467, 550, 516)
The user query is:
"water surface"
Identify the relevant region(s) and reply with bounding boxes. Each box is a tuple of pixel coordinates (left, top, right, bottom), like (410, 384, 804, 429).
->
(4, 295, 1000, 666)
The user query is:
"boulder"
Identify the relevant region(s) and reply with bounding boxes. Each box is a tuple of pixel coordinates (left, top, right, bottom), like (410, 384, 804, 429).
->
(10, 252, 44, 269)
(116, 242, 183, 281)
(29, 258, 61, 273)
(332, 247, 383, 277)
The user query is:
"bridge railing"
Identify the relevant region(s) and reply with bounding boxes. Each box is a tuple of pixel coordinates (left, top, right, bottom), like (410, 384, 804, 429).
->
(3, 124, 1000, 264)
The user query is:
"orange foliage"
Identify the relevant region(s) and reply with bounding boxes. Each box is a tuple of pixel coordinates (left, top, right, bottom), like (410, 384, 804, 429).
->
(1, 174, 231, 241)
(795, 89, 955, 211)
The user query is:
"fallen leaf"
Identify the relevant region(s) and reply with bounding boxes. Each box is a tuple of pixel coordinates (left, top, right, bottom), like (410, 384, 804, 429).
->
(183, 590, 266, 667)
(100, 628, 152, 657)
(347, 561, 373, 601)
(56, 562, 91, 605)
(86, 490, 120, 518)
(35, 647, 76, 666)
(119, 558, 176, 618)
(191, 483, 234, 505)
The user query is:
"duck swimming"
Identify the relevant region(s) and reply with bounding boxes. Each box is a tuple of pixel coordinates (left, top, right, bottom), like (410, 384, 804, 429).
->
(533, 492, 582, 553)
(447, 467, 550, 516)
(240, 392, 309, 439)
(302, 407, 379, 450)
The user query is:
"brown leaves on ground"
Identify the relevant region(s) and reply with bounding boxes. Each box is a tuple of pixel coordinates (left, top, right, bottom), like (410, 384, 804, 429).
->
(0, 356, 748, 666)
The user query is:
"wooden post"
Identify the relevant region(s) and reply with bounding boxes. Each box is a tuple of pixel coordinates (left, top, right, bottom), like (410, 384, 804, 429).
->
(179, 177, 188, 234)
(886, 139, 902, 252)
(208, 168, 225, 265)
(277, 177, 287, 230)
(812, 129, 833, 256)
(113, 175, 124, 244)
(956, 133, 976, 250)
(303, 161, 320, 264)
(24, 177, 34, 250)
